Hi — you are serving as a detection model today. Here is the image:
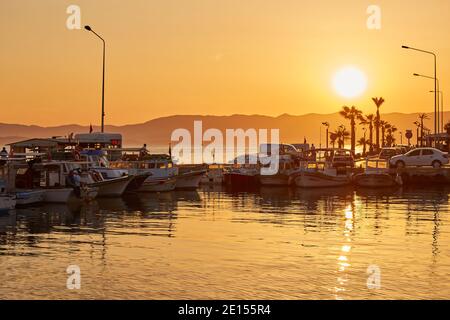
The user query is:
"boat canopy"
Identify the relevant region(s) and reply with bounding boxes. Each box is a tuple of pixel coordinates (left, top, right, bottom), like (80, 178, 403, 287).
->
(74, 133, 122, 147)
(8, 138, 74, 154)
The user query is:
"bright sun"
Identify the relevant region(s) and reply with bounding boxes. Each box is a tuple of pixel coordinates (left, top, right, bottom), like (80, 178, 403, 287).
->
(332, 67, 367, 98)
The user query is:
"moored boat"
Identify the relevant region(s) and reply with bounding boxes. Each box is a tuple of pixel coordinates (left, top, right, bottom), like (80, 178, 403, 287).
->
(258, 155, 299, 186)
(353, 159, 402, 188)
(294, 166, 351, 188)
(224, 165, 259, 187)
(109, 152, 178, 192)
(36, 162, 98, 203)
(293, 148, 354, 188)
(200, 164, 225, 185)
(140, 176, 177, 192)
(86, 170, 135, 197)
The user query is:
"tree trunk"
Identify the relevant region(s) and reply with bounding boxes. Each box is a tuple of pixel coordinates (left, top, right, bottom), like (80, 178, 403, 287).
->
(351, 118, 356, 153)
(375, 107, 380, 150)
(369, 123, 373, 152)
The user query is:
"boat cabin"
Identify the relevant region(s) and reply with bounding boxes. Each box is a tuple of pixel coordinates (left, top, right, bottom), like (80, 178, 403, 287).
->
(8, 138, 75, 156)
(364, 159, 390, 173)
(303, 148, 354, 168)
(74, 132, 122, 149)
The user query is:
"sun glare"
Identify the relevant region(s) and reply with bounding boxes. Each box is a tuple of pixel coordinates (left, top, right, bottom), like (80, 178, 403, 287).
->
(332, 67, 367, 98)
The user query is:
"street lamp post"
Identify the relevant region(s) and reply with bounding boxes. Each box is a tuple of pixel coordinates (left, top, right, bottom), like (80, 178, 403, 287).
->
(363, 127, 367, 155)
(322, 122, 330, 149)
(430, 90, 444, 134)
(402, 45, 438, 135)
(85, 25, 106, 133)
(414, 73, 440, 133)
(414, 121, 421, 147)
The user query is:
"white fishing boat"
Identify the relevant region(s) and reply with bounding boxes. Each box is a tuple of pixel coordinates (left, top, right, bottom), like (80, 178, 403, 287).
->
(15, 189, 45, 206)
(294, 162, 351, 188)
(36, 162, 98, 203)
(353, 159, 402, 188)
(110, 152, 178, 192)
(140, 175, 178, 192)
(86, 170, 135, 197)
(293, 149, 354, 188)
(79, 150, 149, 192)
(61, 161, 132, 197)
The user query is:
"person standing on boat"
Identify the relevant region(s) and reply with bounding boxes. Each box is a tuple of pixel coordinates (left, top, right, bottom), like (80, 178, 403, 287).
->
(67, 170, 81, 198)
(0, 147, 8, 159)
(140, 144, 149, 159)
(310, 144, 316, 161)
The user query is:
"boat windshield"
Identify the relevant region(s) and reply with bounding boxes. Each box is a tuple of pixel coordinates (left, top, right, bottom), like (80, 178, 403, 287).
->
(365, 159, 389, 169)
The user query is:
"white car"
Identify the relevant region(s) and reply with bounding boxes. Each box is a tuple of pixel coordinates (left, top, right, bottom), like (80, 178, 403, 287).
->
(389, 148, 449, 168)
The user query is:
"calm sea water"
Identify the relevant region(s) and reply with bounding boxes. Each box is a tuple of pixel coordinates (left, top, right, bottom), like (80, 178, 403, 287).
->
(1, 185, 450, 300)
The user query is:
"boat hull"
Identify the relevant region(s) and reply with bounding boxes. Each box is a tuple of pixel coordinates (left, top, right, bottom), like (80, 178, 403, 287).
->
(43, 188, 74, 203)
(175, 170, 206, 190)
(89, 175, 134, 197)
(200, 170, 224, 185)
(259, 174, 291, 186)
(124, 173, 150, 192)
(15, 189, 45, 206)
(139, 176, 177, 192)
(353, 173, 399, 188)
(295, 172, 351, 188)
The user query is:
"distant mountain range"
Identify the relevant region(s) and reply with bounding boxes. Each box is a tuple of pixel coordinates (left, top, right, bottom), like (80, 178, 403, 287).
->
(0, 112, 446, 148)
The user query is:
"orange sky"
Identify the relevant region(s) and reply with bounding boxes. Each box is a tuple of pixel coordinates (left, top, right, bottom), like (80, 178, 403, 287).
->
(1, 0, 449, 126)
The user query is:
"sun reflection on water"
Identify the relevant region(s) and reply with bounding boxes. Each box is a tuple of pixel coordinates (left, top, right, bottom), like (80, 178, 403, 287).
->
(334, 203, 355, 299)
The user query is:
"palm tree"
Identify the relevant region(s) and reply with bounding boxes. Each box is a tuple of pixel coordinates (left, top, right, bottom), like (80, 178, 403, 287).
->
(330, 132, 338, 149)
(418, 113, 429, 146)
(333, 126, 350, 149)
(372, 97, 385, 151)
(360, 114, 375, 153)
(379, 120, 389, 147)
(339, 106, 363, 153)
(445, 120, 450, 133)
(386, 125, 397, 147)
(445, 121, 450, 152)
(357, 137, 370, 156)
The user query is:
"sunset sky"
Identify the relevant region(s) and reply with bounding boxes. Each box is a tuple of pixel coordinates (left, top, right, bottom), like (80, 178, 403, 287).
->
(1, 0, 449, 126)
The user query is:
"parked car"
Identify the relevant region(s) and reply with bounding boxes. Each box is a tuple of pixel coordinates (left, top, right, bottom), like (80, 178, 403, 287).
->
(379, 147, 404, 160)
(331, 149, 355, 168)
(389, 147, 449, 168)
